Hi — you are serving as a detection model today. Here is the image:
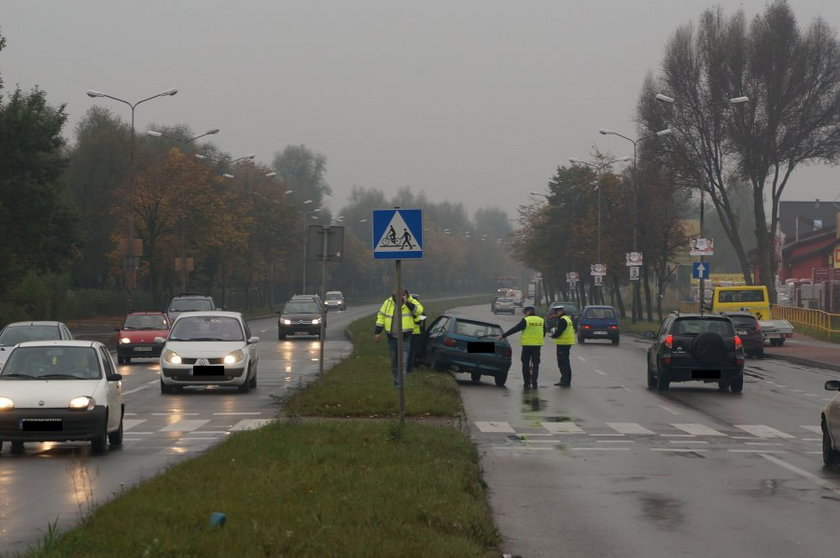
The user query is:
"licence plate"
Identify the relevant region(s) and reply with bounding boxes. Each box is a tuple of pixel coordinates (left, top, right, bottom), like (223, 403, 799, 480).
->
(737, 330, 749, 336)
(20, 418, 63, 431)
(193, 365, 225, 376)
(134, 346, 153, 352)
(592, 331, 607, 335)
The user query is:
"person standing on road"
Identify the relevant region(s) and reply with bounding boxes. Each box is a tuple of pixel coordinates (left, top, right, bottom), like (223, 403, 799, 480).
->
(499, 305, 545, 390)
(550, 305, 576, 387)
(406, 294, 426, 374)
(374, 288, 424, 386)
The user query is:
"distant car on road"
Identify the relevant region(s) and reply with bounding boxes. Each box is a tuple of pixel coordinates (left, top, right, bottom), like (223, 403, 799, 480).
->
(324, 290, 346, 311)
(548, 301, 580, 331)
(159, 311, 259, 393)
(720, 311, 764, 358)
(492, 297, 516, 315)
(577, 305, 620, 345)
(0, 321, 74, 369)
(821, 380, 840, 466)
(278, 299, 324, 339)
(0, 340, 124, 455)
(644, 313, 745, 393)
(419, 314, 512, 386)
(166, 293, 216, 324)
(115, 311, 171, 364)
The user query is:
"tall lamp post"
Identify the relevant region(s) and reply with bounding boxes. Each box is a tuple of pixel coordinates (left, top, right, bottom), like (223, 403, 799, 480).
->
(147, 127, 220, 143)
(300, 201, 320, 293)
(598, 127, 671, 322)
(654, 94, 749, 311)
(86, 87, 178, 291)
(569, 157, 631, 304)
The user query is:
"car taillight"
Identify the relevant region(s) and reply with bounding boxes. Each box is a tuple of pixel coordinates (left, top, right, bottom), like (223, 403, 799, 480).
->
(443, 337, 457, 347)
(582, 324, 591, 330)
(664, 335, 673, 349)
(754, 322, 761, 332)
(609, 325, 618, 330)
(734, 335, 742, 350)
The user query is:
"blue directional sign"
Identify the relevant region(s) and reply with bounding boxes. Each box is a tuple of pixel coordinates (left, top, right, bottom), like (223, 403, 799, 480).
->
(372, 209, 423, 260)
(692, 261, 710, 279)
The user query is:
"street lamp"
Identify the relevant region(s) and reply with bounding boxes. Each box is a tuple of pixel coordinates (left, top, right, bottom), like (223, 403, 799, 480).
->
(147, 128, 220, 143)
(86, 87, 178, 292)
(300, 209, 320, 293)
(598, 127, 671, 322)
(654, 93, 750, 311)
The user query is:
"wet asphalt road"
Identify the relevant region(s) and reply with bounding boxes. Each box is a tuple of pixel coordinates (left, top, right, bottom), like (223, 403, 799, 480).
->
(0, 307, 370, 556)
(452, 304, 840, 558)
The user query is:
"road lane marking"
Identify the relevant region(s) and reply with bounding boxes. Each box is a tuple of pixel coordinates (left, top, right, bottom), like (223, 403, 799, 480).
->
(590, 433, 624, 437)
(597, 440, 634, 444)
(658, 404, 680, 415)
(801, 425, 822, 434)
(669, 440, 708, 444)
(161, 419, 210, 432)
(230, 419, 274, 431)
(541, 422, 583, 434)
(651, 448, 708, 453)
(728, 449, 787, 453)
(671, 423, 726, 436)
(595, 369, 607, 376)
(123, 419, 147, 431)
(571, 447, 630, 451)
(736, 425, 794, 439)
(760, 453, 840, 493)
(576, 356, 586, 362)
(214, 412, 263, 415)
(607, 422, 655, 435)
(476, 421, 515, 433)
(153, 412, 199, 416)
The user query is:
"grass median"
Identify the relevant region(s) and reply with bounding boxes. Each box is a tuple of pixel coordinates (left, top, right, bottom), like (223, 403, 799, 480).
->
(28, 295, 501, 558)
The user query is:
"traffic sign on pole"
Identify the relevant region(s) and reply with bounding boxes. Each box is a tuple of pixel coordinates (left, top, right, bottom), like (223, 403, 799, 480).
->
(692, 261, 710, 279)
(372, 209, 423, 259)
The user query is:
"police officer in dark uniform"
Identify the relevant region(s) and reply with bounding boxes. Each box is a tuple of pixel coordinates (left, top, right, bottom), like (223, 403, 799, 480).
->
(499, 305, 546, 390)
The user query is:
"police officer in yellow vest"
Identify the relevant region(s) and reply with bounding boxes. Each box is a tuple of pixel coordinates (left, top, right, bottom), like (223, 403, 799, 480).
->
(550, 305, 576, 387)
(499, 305, 545, 390)
(374, 288, 424, 386)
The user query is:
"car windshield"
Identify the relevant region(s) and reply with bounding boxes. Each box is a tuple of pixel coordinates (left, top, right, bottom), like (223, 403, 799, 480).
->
(675, 319, 734, 336)
(0, 346, 100, 380)
(0, 325, 62, 347)
(169, 316, 244, 341)
(123, 315, 168, 330)
(326, 293, 342, 300)
(284, 302, 319, 314)
(169, 299, 213, 312)
(554, 303, 579, 313)
(497, 298, 513, 304)
(729, 316, 757, 329)
(454, 320, 502, 338)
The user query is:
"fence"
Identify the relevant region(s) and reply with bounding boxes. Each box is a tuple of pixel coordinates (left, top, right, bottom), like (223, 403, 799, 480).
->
(770, 305, 840, 335)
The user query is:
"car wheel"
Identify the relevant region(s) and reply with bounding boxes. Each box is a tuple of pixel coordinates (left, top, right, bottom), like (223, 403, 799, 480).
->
(470, 371, 482, 383)
(117, 356, 126, 365)
(494, 370, 508, 387)
(91, 420, 108, 454)
(611, 336, 620, 346)
(647, 363, 656, 389)
(769, 339, 782, 347)
(237, 376, 251, 393)
(249, 364, 258, 388)
(718, 380, 730, 391)
(656, 368, 670, 391)
(691, 332, 727, 367)
(729, 375, 744, 394)
(578, 335, 585, 344)
(278, 331, 286, 340)
(756, 349, 764, 359)
(160, 377, 176, 394)
(822, 422, 840, 466)
(108, 409, 124, 447)
(431, 353, 447, 372)
(10, 441, 24, 455)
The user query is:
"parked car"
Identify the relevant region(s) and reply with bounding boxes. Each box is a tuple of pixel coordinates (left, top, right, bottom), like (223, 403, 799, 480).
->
(115, 311, 171, 364)
(419, 314, 512, 386)
(278, 299, 324, 339)
(644, 313, 745, 392)
(577, 305, 620, 345)
(821, 380, 840, 466)
(493, 297, 516, 315)
(324, 290, 346, 311)
(720, 311, 764, 358)
(0, 340, 124, 454)
(0, 321, 74, 368)
(159, 311, 259, 393)
(548, 301, 580, 331)
(166, 293, 216, 324)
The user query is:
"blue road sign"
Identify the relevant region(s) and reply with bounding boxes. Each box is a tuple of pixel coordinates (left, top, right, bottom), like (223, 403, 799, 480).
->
(372, 209, 423, 259)
(692, 261, 710, 279)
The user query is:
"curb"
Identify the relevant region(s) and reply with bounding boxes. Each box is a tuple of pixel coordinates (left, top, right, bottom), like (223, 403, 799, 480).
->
(763, 352, 840, 374)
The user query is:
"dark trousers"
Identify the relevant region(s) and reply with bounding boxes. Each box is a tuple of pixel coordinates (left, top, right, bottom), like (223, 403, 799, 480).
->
(521, 345, 541, 387)
(556, 344, 572, 385)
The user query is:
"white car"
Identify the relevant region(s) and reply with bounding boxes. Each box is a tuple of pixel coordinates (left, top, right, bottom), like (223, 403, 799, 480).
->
(822, 380, 840, 466)
(159, 311, 259, 393)
(0, 320, 74, 368)
(0, 340, 124, 455)
(324, 290, 346, 311)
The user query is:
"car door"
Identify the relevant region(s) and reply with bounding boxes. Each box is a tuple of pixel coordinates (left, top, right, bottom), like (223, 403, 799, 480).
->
(243, 318, 259, 366)
(97, 345, 122, 430)
(650, 316, 672, 369)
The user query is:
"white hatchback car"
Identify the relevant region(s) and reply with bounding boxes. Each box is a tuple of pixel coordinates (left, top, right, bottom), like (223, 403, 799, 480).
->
(159, 311, 259, 393)
(0, 340, 124, 455)
(822, 380, 840, 466)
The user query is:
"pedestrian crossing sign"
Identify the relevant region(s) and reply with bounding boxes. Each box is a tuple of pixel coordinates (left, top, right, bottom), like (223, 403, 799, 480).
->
(372, 209, 423, 259)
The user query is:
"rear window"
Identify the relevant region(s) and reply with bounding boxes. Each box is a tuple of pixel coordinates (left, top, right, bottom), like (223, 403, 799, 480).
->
(0, 325, 61, 346)
(283, 302, 319, 314)
(673, 318, 734, 336)
(169, 298, 214, 312)
(729, 316, 758, 329)
(454, 320, 503, 338)
(584, 308, 616, 319)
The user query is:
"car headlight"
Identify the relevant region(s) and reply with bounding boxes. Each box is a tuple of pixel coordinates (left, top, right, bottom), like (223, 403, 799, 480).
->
(313, 318, 321, 325)
(69, 396, 95, 411)
(119, 336, 132, 344)
(162, 349, 183, 365)
(282, 319, 292, 325)
(0, 397, 15, 411)
(223, 349, 244, 365)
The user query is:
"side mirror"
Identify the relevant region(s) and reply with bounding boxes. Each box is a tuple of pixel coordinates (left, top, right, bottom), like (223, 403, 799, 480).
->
(113, 327, 120, 332)
(825, 380, 840, 391)
(643, 330, 656, 339)
(109, 373, 123, 382)
(154, 336, 166, 344)
(248, 336, 260, 344)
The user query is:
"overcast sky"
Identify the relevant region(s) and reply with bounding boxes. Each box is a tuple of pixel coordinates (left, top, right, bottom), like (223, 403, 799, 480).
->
(2, 1, 838, 218)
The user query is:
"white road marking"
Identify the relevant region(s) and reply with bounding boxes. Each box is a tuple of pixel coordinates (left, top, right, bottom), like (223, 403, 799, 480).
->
(672, 423, 726, 436)
(670, 440, 709, 444)
(590, 433, 624, 437)
(213, 412, 263, 416)
(801, 425, 822, 434)
(123, 419, 147, 431)
(658, 404, 680, 415)
(728, 449, 787, 453)
(571, 447, 630, 451)
(541, 422, 583, 434)
(576, 355, 586, 362)
(651, 448, 708, 453)
(607, 422, 655, 435)
(736, 425, 794, 439)
(161, 419, 210, 432)
(595, 369, 607, 376)
(760, 453, 840, 493)
(476, 421, 515, 433)
(153, 412, 199, 416)
(597, 440, 634, 444)
(230, 419, 274, 431)
(745, 442, 784, 446)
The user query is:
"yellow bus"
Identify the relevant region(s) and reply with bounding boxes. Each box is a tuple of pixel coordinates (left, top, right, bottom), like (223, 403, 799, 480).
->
(710, 285, 770, 320)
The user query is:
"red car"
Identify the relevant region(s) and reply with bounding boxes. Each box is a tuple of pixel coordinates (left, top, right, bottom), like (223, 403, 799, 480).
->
(116, 312, 171, 364)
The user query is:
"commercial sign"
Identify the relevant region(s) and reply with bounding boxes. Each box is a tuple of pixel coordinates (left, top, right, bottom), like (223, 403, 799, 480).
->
(689, 238, 714, 256)
(591, 263, 607, 276)
(626, 252, 643, 266)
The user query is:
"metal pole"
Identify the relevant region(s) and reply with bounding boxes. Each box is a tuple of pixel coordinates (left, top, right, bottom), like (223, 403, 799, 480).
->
(319, 226, 327, 377)
(631, 141, 639, 323)
(127, 106, 136, 295)
(396, 259, 404, 425)
(302, 217, 307, 293)
(597, 177, 602, 305)
(699, 185, 705, 313)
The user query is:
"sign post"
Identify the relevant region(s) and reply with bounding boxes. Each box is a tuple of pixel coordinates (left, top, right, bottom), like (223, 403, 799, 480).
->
(311, 226, 344, 377)
(373, 209, 424, 424)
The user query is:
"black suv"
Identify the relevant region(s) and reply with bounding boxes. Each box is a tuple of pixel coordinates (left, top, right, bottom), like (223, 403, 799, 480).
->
(644, 313, 745, 393)
(166, 293, 216, 323)
(278, 299, 323, 339)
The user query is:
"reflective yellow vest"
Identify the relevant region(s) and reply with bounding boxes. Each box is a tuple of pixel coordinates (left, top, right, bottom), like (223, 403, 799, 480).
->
(553, 315, 576, 345)
(520, 315, 545, 346)
(376, 296, 423, 335)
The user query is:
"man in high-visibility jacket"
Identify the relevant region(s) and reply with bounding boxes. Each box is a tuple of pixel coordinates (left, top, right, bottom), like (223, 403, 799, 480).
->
(374, 288, 424, 386)
(550, 305, 576, 387)
(499, 305, 545, 390)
